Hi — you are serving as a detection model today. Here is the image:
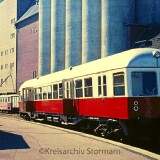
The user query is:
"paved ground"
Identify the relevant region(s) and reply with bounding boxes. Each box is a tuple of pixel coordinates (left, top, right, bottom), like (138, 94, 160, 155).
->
(0, 117, 159, 160)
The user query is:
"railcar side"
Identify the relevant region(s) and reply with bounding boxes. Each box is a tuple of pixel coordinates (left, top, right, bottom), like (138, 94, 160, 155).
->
(19, 48, 160, 140)
(0, 94, 19, 113)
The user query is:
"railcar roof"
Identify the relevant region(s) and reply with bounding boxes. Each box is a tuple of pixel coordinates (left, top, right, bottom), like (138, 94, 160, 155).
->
(19, 48, 160, 90)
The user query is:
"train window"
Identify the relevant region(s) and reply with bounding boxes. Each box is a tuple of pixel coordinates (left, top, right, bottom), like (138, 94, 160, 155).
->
(34, 89, 37, 100)
(64, 82, 70, 98)
(103, 76, 107, 96)
(53, 84, 58, 99)
(98, 75, 107, 96)
(42, 86, 47, 99)
(98, 76, 102, 96)
(84, 78, 93, 97)
(37, 87, 42, 100)
(34, 88, 38, 100)
(113, 72, 125, 96)
(8, 97, 11, 103)
(132, 72, 157, 96)
(59, 83, 63, 99)
(26, 88, 34, 101)
(48, 85, 52, 99)
(75, 80, 83, 98)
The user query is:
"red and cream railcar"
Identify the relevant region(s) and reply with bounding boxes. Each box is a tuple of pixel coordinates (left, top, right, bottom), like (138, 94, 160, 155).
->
(0, 94, 19, 113)
(19, 48, 160, 139)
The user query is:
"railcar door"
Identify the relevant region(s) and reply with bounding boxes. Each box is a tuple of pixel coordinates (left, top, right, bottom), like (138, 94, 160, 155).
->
(12, 96, 18, 108)
(62, 79, 76, 115)
(22, 87, 35, 112)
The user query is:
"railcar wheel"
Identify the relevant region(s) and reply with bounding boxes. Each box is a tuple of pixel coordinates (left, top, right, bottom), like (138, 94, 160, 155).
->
(104, 128, 124, 142)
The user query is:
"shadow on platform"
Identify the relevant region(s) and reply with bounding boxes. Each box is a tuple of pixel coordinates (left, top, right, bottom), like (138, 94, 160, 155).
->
(0, 131, 30, 150)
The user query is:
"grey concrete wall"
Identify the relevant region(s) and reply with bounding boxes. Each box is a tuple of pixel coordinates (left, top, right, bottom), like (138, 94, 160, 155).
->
(136, 0, 160, 25)
(51, 0, 66, 73)
(39, 0, 51, 76)
(101, 0, 135, 57)
(65, 0, 82, 68)
(40, 0, 160, 75)
(82, 0, 101, 63)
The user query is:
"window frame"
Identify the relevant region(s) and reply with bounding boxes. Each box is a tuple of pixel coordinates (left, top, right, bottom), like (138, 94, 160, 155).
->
(75, 79, 83, 98)
(98, 75, 107, 97)
(131, 71, 157, 96)
(84, 77, 93, 97)
(53, 84, 58, 99)
(113, 72, 125, 96)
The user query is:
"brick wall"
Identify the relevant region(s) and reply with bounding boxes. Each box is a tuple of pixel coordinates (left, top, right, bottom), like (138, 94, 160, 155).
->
(17, 15, 38, 91)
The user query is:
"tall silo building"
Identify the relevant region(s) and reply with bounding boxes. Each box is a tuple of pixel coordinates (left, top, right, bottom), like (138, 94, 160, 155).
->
(51, 0, 66, 72)
(82, 0, 101, 63)
(39, 0, 51, 76)
(136, 0, 160, 25)
(65, 0, 82, 68)
(101, 0, 135, 57)
(38, 0, 160, 76)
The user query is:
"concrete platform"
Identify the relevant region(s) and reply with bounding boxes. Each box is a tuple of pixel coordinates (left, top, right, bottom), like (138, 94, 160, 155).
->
(0, 117, 159, 160)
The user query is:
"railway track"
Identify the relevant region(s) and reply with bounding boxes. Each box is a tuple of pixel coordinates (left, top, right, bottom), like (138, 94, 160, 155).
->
(0, 113, 160, 155)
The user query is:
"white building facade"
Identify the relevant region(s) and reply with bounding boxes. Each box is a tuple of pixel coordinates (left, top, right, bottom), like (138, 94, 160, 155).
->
(0, 0, 17, 93)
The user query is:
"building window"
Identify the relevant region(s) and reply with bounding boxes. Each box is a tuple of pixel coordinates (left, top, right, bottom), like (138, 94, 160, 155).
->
(33, 71, 37, 79)
(11, 18, 15, 24)
(5, 64, 8, 69)
(1, 65, 3, 70)
(1, 51, 3, 56)
(5, 50, 8, 55)
(10, 33, 15, 39)
(10, 62, 14, 68)
(30, 28, 38, 34)
(10, 48, 14, 53)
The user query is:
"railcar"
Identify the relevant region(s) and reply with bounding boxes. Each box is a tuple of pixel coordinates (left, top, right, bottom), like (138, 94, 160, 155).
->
(0, 94, 19, 113)
(19, 48, 160, 140)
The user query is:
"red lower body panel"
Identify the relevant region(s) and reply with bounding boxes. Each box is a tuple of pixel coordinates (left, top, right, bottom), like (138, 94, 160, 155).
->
(74, 98, 128, 119)
(35, 100, 63, 114)
(19, 97, 160, 119)
(19, 97, 128, 119)
(0, 103, 11, 111)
